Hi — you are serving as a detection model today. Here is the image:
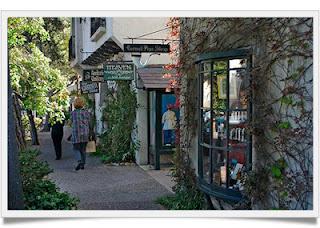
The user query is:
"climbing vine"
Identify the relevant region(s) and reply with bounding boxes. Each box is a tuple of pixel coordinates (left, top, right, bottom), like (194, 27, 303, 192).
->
(164, 17, 313, 210)
(99, 81, 138, 163)
(159, 18, 206, 210)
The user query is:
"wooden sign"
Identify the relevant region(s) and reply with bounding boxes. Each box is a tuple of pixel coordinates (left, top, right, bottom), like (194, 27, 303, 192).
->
(80, 81, 99, 94)
(124, 44, 170, 53)
(104, 62, 135, 81)
(83, 69, 104, 82)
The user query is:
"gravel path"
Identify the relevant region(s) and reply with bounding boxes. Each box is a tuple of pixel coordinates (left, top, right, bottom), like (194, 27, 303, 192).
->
(38, 127, 172, 210)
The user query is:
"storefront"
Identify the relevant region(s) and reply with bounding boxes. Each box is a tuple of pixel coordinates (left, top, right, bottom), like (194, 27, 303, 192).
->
(195, 48, 252, 202)
(137, 66, 179, 170)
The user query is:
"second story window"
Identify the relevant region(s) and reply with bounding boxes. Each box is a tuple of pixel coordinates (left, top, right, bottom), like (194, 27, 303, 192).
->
(90, 18, 106, 37)
(69, 18, 76, 61)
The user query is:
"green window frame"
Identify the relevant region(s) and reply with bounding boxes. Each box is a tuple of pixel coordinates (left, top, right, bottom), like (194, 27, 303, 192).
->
(196, 48, 253, 202)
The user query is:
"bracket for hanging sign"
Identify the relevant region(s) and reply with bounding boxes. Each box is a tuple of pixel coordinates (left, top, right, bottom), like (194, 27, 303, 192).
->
(124, 43, 170, 53)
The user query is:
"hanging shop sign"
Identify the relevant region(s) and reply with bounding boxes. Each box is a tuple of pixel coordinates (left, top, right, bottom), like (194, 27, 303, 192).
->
(104, 62, 135, 81)
(83, 69, 104, 82)
(80, 81, 99, 94)
(124, 44, 170, 53)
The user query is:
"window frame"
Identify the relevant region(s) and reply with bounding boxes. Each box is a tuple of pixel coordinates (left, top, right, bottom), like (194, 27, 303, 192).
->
(90, 18, 106, 37)
(196, 48, 253, 202)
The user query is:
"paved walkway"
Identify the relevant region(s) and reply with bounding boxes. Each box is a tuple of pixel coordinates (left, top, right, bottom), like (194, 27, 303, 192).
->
(38, 127, 173, 210)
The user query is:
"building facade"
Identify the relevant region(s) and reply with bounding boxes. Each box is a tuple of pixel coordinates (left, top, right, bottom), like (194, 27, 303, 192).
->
(70, 17, 313, 210)
(177, 18, 313, 210)
(70, 17, 176, 167)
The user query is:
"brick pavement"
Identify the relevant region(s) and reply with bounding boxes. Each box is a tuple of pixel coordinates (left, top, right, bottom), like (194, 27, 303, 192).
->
(38, 127, 173, 210)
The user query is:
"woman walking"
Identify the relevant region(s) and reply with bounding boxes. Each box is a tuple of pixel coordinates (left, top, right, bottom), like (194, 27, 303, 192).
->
(71, 97, 91, 171)
(51, 118, 65, 160)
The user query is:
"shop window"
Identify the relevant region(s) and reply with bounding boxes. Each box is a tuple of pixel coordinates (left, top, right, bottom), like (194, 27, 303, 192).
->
(161, 94, 179, 147)
(197, 49, 252, 201)
(69, 18, 76, 61)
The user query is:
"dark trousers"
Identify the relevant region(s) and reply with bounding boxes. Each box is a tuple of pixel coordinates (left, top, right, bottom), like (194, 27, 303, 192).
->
(73, 142, 87, 165)
(163, 130, 174, 145)
(52, 134, 63, 159)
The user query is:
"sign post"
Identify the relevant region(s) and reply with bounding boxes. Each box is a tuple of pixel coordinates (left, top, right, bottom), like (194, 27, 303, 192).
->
(104, 62, 135, 81)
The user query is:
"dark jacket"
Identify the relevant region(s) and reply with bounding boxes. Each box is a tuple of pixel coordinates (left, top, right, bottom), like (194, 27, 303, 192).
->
(51, 120, 65, 138)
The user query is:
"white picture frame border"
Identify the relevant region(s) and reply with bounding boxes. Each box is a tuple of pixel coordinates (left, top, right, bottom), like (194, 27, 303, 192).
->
(1, 10, 319, 218)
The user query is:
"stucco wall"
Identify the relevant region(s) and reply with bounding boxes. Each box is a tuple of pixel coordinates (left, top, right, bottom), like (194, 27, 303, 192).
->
(112, 17, 170, 65)
(135, 89, 148, 165)
(74, 17, 171, 66)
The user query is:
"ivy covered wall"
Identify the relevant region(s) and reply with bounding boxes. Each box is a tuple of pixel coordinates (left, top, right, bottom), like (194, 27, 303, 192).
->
(177, 18, 313, 210)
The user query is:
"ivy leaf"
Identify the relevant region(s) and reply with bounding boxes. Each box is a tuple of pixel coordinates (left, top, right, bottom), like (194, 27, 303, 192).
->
(277, 121, 291, 129)
(271, 166, 282, 179)
(280, 96, 293, 105)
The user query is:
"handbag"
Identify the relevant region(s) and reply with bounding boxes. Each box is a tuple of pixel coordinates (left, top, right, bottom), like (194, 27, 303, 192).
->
(86, 140, 96, 153)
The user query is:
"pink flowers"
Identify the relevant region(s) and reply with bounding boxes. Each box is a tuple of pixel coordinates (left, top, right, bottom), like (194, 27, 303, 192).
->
(162, 73, 172, 79)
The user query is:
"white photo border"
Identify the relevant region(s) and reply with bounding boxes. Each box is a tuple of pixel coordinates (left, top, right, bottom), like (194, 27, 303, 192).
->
(1, 10, 319, 218)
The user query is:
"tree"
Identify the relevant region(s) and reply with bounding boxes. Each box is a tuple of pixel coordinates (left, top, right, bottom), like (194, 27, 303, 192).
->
(8, 59, 25, 210)
(8, 17, 70, 145)
(41, 18, 75, 131)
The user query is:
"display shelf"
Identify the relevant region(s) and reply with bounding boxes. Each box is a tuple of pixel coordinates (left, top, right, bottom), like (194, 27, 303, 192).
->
(229, 120, 247, 124)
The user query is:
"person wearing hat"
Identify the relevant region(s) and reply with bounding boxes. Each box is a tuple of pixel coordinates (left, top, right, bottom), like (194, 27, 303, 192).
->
(70, 97, 91, 171)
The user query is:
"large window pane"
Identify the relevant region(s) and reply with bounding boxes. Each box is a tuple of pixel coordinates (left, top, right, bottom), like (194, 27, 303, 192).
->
(201, 110, 211, 145)
(200, 61, 212, 72)
(211, 110, 227, 147)
(202, 147, 210, 183)
(228, 149, 246, 190)
(213, 60, 227, 71)
(202, 73, 211, 108)
(229, 58, 247, 69)
(212, 150, 227, 186)
(212, 71, 227, 110)
(229, 69, 249, 110)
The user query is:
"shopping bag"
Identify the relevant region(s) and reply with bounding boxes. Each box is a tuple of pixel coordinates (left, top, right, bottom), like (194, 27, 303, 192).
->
(86, 141, 96, 153)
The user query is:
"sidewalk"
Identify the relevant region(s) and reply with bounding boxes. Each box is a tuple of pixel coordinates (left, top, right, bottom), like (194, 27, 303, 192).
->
(38, 127, 173, 210)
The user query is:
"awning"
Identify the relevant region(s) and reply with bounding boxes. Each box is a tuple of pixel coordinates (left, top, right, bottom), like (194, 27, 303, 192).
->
(137, 65, 176, 89)
(81, 40, 122, 66)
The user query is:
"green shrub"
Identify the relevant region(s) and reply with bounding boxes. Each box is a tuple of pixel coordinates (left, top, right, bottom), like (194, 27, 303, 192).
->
(156, 189, 205, 210)
(99, 81, 138, 164)
(156, 146, 206, 210)
(19, 149, 79, 210)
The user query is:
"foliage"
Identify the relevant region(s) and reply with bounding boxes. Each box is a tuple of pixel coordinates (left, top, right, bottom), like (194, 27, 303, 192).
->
(21, 114, 43, 139)
(157, 147, 205, 210)
(156, 189, 205, 210)
(99, 81, 138, 163)
(160, 18, 207, 209)
(8, 17, 49, 48)
(19, 149, 79, 209)
(8, 17, 71, 139)
(42, 18, 74, 77)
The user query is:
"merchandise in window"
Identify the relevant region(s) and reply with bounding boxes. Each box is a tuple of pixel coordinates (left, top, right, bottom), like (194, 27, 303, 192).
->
(197, 49, 252, 195)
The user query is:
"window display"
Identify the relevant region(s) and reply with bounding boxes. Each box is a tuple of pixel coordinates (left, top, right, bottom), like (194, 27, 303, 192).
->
(198, 52, 252, 193)
(161, 94, 179, 146)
